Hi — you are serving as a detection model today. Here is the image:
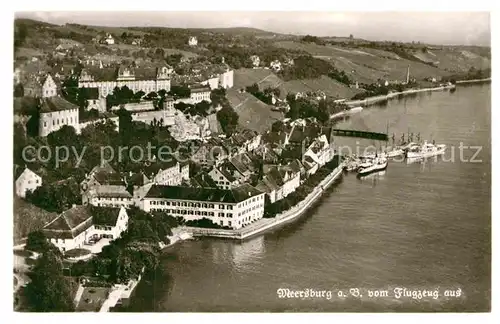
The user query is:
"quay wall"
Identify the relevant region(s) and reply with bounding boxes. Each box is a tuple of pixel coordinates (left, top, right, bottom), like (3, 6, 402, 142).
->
(455, 78, 491, 84)
(344, 85, 455, 108)
(184, 163, 345, 240)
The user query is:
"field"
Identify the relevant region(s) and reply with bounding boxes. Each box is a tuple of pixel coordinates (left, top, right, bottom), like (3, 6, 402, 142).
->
(234, 68, 361, 100)
(13, 197, 58, 244)
(274, 41, 491, 84)
(226, 89, 284, 133)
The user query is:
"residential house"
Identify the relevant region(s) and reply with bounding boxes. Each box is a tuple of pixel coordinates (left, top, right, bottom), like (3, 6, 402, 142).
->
(80, 163, 130, 208)
(256, 160, 302, 204)
(188, 36, 198, 46)
(142, 160, 185, 186)
(42, 205, 128, 253)
(270, 60, 282, 72)
(189, 85, 211, 103)
(191, 171, 218, 188)
(42, 74, 58, 98)
(141, 183, 265, 229)
(208, 162, 243, 190)
(250, 55, 260, 67)
(104, 34, 115, 45)
(87, 185, 134, 208)
(228, 129, 261, 153)
(15, 167, 42, 198)
(191, 138, 230, 166)
(304, 134, 332, 168)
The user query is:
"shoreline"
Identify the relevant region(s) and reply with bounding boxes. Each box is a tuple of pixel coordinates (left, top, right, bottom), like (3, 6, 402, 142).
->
(344, 85, 456, 108)
(343, 78, 490, 109)
(182, 163, 345, 240)
(455, 77, 491, 84)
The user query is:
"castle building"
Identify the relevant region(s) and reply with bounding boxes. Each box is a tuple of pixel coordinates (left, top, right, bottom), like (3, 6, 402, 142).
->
(78, 65, 173, 98)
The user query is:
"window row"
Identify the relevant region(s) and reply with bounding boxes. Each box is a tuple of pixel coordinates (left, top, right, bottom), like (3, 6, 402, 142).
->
(150, 200, 233, 210)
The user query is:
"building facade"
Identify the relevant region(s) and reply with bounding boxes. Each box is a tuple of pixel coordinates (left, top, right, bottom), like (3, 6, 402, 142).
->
(78, 65, 172, 97)
(42, 205, 128, 253)
(42, 74, 58, 98)
(141, 184, 265, 229)
(38, 97, 80, 137)
(15, 168, 42, 198)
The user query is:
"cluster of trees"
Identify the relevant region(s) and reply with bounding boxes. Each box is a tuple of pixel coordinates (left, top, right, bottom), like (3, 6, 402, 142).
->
(166, 53, 184, 67)
(204, 43, 301, 70)
(20, 207, 181, 311)
(264, 155, 341, 218)
(184, 217, 231, 229)
(22, 249, 75, 311)
(279, 55, 351, 85)
(214, 89, 239, 136)
(168, 84, 191, 99)
(69, 207, 179, 284)
(245, 83, 280, 105)
(301, 35, 325, 46)
(105, 85, 141, 110)
(351, 82, 412, 100)
(328, 69, 352, 85)
(441, 67, 491, 83)
(25, 177, 81, 213)
(286, 95, 347, 123)
(174, 100, 211, 117)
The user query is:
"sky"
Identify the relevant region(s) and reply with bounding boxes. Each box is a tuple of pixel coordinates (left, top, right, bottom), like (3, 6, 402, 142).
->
(16, 11, 491, 46)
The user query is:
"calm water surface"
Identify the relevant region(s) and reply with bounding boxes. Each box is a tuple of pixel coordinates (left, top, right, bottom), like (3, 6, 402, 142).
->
(120, 84, 491, 312)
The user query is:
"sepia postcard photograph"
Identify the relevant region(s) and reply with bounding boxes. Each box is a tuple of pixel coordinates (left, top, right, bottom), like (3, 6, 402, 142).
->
(8, 3, 495, 320)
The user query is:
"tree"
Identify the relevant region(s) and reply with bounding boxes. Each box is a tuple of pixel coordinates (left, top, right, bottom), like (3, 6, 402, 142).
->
(217, 105, 239, 136)
(25, 231, 51, 253)
(24, 250, 75, 312)
(14, 83, 24, 97)
(349, 34, 354, 39)
(271, 120, 286, 133)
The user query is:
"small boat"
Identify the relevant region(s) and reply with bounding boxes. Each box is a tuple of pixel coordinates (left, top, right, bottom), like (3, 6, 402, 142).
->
(400, 142, 419, 151)
(385, 148, 405, 158)
(406, 141, 446, 159)
(357, 157, 388, 177)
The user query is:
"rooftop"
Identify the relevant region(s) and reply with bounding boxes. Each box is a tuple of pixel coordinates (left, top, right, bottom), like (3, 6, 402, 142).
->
(91, 206, 123, 226)
(144, 183, 262, 203)
(39, 97, 78, 113)
(43, 205, 93, 239)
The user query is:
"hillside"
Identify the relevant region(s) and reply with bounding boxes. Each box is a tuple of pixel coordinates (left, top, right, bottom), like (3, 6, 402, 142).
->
(226, 89, 284, 133)
(274, 41, 491, 84)
(234, 68, 361, 100)
(13, 197, 58, 244)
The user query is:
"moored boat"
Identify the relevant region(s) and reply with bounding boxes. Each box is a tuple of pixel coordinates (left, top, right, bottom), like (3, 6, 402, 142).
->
(406, 141, 446, 159)
(357, 157, 388, 177)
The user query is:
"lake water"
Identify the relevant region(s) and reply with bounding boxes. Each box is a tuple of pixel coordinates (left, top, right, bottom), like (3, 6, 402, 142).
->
(119, 84, 491, 312)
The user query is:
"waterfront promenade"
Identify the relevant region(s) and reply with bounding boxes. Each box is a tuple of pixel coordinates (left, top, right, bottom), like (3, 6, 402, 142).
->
(183, 163, 345, 240)
(344, 85, 456, 108)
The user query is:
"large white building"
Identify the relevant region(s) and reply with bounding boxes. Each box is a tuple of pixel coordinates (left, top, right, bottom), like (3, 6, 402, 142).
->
(15, 167, 42, 198)
(42, 205, 129, 253)
(78, 65, 173, 97)
(141, 183, 265, 229)
(38, 97, 80, 137)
